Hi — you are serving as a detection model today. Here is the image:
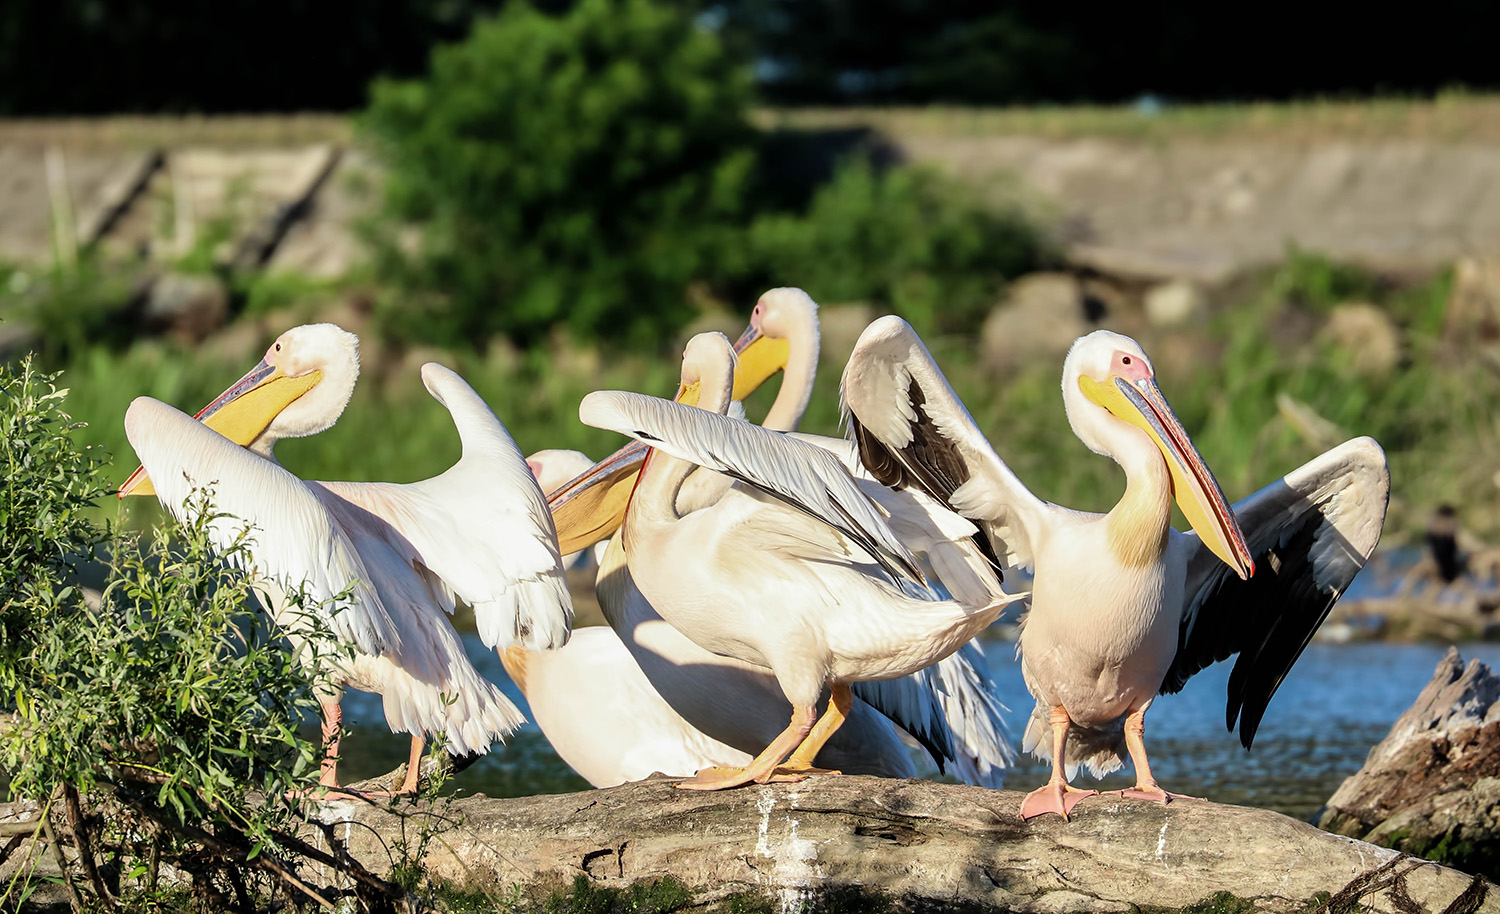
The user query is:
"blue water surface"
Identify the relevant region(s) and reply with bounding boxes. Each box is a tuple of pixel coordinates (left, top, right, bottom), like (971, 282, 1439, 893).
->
(330, 632, 1499, 822)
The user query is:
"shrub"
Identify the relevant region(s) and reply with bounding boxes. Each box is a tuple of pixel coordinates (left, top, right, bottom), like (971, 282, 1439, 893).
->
(362, 0, 756, 348)
(0, 358, 400, 911)
(747, 157, 1052, 336)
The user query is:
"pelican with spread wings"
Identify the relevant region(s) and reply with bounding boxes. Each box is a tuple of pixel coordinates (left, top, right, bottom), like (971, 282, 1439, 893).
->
(516, 292, 1014, 786)
(576, 330, 1025, 790)
(121, 323, 572, 794)
(841, 316, 1390, 819)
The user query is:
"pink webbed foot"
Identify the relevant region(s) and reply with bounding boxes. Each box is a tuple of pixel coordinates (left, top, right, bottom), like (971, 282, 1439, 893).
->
(1019, 780, 1098, 820)
(1112, 781, 1202, 805)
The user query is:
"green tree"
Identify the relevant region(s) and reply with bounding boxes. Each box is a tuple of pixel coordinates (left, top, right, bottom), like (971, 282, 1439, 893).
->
(364, 0, 756, 348)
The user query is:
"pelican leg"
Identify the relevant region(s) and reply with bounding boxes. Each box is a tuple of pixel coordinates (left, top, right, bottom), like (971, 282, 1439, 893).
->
(289, 700, 346, 800)
(1019, 706, 1098, 821)
(777, 683, 852, 777)
(676, 704, 818, 791)
(1113, 708, 1200, 804)
(350, 734, 429, 798)
(318, 700, 343, 788)
(396, 735, 425, 795)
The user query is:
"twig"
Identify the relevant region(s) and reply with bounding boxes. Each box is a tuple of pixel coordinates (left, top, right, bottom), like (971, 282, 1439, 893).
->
(105, 785, 336, 910)
(0, 833, 26, 869)
(41, 809, 86, 913)
(64, 785, 116, 910)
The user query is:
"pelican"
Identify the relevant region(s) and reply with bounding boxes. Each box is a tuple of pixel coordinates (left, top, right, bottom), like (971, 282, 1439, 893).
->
(507, 450, 952, 786)
(841, 317, 1390, 818)
(576, 331, 1025, 790)
(540, 290, 1017, 786)
(120, 323, 572, 794)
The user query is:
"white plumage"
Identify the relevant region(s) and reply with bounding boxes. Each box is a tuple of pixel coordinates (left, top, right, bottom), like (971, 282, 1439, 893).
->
(122, 323, 571, 794)
(517, 293, 1013, 786)
(842, 316, 1390, 819)
(578, 330, 1024, 790)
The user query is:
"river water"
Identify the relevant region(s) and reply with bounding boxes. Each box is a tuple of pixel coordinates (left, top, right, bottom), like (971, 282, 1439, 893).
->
(331, 633, 1500, 823)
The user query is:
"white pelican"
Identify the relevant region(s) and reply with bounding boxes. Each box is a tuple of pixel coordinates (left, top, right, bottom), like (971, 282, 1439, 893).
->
(541, 290, 1017, 786)
(841, 317, 1390, 819)
(576, 331, 1025, 790)
(120, 323, 572, 794)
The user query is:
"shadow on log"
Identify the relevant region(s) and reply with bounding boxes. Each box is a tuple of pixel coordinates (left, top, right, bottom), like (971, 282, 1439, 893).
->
(1321, 647, 1500, 881)
(306, 776, 1494, 913)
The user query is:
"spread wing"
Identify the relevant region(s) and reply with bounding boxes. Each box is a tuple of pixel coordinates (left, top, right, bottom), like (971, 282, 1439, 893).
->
(841, 315, 1057, 577)
(123, 396, 401, 656)
(315, 363, 573, 651)
(1162, 437, 1391, 747)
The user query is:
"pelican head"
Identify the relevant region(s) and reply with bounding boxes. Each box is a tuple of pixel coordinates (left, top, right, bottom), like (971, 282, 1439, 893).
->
(548, 293, 801, 554)
(526, 449, 597, 498)
(1062, 330, 1254, 580)
(679, 332, 737, 414)
(729, 288, 819, 414)
(120, 323, 358, 497)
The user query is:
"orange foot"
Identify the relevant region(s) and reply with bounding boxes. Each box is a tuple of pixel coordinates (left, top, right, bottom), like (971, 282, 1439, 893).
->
(1112, 782, 1201, 805)
(1019, 780, 1098, 821)
(675, 765, 766, 791)
(771, 758, 841, 779)
(675, 760, 842, 791)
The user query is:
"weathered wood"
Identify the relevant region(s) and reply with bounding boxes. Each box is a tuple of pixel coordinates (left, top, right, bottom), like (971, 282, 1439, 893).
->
(1321, 647, 1500, 879)
(307, 776, 1494, 913)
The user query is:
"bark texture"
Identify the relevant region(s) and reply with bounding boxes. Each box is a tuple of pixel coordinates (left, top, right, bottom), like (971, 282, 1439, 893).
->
(303, 775, 1495, 913)
(1321, 647, 1500, 880)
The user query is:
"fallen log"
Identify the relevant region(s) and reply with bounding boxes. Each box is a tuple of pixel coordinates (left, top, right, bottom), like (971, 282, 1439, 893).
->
(1320, 646, 1500, 881)
(304, 776, 1494, 913)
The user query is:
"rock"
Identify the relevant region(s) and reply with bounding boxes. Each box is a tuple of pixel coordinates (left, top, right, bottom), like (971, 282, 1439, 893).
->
(299, 777, 1492, 913)
(1144, 278, 1204, 327)
(1321, 302, 1402, 375)
(141, 272, 228, 343)
(1448, 256, 1500, 347)
(1320, 647, 1500, 880)
(981, 272, 1096, 370)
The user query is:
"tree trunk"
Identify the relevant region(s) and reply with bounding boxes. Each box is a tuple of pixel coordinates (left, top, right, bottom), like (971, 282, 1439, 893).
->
(304, 776, 1494, 913)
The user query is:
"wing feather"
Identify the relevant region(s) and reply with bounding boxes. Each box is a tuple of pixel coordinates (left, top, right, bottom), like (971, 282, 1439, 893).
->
(123, 397, 401, 656)
(579, 389, 924, 585)
(316, 364, 573, 651)
(840, 315, 1053, 575)
(1162, 437, 1391, 747)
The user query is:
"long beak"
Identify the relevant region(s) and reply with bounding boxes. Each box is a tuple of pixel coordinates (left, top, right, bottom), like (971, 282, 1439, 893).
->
(730, 322, 790, 401)
(547, 318, 792, 553)
(546, 439, 651, 554)
(1083, 374, 1255, 580)
(118, 360, 323, 498)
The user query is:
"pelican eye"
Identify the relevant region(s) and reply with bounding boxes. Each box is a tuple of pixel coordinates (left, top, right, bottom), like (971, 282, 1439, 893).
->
(1121, 356, 1132, 365)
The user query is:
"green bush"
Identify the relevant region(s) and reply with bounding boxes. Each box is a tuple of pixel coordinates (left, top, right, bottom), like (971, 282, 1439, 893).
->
(0, 358, 402, 911)
(363, 0, 756, 348)
(748, 157, 1052, 336)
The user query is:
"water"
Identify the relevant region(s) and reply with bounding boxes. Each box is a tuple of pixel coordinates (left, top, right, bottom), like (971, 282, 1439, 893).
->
(332, 633, 1500, 823)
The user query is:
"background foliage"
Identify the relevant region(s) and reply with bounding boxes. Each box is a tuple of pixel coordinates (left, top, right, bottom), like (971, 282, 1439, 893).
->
(363, 0, 756, 347)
